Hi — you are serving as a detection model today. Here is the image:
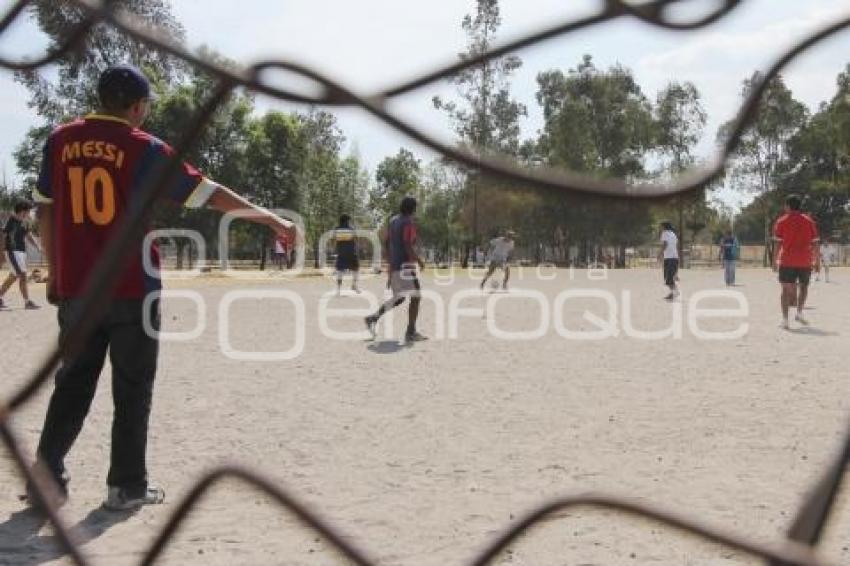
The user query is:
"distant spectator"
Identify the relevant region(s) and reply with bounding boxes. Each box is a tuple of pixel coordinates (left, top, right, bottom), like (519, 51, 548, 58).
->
(815, 239, 838, 283)
(657, 221, 679, 301)
(718, 229, 738, 286)
(273, 231, 290, 270)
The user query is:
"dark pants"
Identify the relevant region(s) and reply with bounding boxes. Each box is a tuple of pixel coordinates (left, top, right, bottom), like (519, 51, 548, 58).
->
(36, 299, 159, 496)
(663, 258, 679, 287)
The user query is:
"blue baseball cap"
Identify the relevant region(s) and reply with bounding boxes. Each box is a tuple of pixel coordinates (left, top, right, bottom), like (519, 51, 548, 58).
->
(97, 64, 151, 109)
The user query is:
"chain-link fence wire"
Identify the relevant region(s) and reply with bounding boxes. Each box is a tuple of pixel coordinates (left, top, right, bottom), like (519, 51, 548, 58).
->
(0, 0, 847, 563)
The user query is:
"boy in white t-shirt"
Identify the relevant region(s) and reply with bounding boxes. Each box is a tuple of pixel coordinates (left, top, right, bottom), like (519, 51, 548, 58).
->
(480, 230, 515, 290)
(657, 221, 679, 300)
(815, 240, 837, 282)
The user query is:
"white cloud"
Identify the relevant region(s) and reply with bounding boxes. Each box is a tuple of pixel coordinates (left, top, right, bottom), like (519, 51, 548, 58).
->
(630, 2, 850, 209)
(640, 4, 850, 71)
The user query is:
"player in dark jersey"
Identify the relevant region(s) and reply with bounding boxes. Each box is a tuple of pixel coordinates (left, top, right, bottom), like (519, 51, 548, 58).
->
(0, 200, 42, 309)
(333, 214, 360, 295)
(28, 64, 293, 511)
(364, 196, 425, 343)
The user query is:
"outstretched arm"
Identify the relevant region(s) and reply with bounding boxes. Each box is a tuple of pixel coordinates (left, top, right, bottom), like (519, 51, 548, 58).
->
(205, 185, 293, 236)
(158, 146, 294, 238)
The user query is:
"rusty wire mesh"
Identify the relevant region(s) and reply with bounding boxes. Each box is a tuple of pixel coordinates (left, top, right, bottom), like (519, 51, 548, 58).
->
(0, 0, 848, 564)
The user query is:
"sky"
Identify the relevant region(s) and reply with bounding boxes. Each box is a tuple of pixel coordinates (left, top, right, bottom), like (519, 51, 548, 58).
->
(0, 0, 849, 210)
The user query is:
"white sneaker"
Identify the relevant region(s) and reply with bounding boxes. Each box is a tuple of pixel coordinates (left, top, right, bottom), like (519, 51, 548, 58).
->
(781, 318, 790, 330)
(795, 313, 809, 326)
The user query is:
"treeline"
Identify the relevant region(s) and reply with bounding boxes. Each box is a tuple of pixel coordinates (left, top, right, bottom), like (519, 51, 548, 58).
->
(7, 0, 849, 268)
(722, 70, 850, 264)
(11, 2, 371, 267)
(402, 1, 718, 267)
(377, 2, 850, 266)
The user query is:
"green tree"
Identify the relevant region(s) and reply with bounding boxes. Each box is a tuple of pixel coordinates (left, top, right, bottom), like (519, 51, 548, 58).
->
(371, 149, 422, 222)
(14, 0, 186, 185)
(140, 53, 259, 267)
(0, 173, 26, 212)
(717, 72, 808, 264)
(433, 0, 526, 260)
(417, 161, 466, 263)
(655, 81, 706, 171)
(733, 196, 770, 244)
(537, 55, 655, 177)
(780, 66, 850, 239)
(298, 109, 355, 267)
(310, 153, 371, 267)
(244, 112, 304, 210)
(241, 111, 305, 268)
(535, 55, 657, 265)
(335, 154, 369, 224)
(433, 0, 525, 156)
(655, 81, 707, 258)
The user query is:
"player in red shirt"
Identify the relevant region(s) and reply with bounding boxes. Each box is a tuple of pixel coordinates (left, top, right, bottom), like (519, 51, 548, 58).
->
(29, 64, 292, 511)
(773, 194, 819, 329)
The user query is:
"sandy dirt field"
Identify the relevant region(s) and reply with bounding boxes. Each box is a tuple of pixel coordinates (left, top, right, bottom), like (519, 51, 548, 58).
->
(0, 266, 848, 565)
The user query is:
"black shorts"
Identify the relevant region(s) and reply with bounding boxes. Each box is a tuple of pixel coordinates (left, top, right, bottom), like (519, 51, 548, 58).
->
(778, 267, 811, 285)
(663, 258, 679, 286)
(335, 255, 359, 272)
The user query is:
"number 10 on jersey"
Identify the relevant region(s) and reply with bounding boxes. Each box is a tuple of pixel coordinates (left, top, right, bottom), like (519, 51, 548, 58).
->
(68, 166, 116, 225)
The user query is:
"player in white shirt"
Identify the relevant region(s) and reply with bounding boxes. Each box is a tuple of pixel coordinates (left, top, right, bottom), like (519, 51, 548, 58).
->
(480, 230, 515, 290)
(657, 221, 680, 300)
(815, 240, 838, 282)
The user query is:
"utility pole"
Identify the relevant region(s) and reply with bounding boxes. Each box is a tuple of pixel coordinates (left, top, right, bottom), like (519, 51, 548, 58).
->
(472, 167, 479, 256)
(472, 17, 493, 265)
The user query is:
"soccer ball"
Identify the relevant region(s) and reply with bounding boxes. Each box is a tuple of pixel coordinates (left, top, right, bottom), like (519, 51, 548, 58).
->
(489, 278, 500, 290)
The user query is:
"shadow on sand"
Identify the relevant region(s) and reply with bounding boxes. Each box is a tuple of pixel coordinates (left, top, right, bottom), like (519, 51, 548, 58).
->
(0, 505, 137, 564)
(366, 339, 411, 354)
(786, 326, 838, 337)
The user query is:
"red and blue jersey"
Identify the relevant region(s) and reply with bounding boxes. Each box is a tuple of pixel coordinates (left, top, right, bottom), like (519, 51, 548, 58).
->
(387, 214, 417, 271)
(35, 114, 217, 299)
